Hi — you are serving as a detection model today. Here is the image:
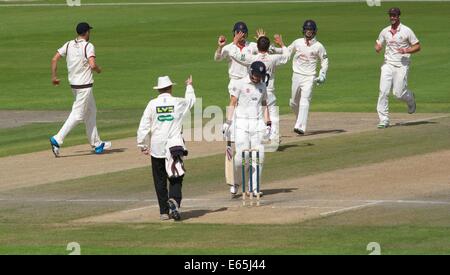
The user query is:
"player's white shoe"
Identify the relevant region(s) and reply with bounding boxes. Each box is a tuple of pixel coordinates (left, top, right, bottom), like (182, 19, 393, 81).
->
(407, 93, 416, 114)
(230, 184, 238, 195)
(377, 121, 390, 129)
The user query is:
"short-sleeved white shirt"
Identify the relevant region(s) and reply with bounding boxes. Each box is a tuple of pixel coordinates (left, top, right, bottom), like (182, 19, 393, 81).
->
(57, 39, 96, 85)
(230, 76, 267, 120)
(215, 41, 258, 80)
(377, 23, 419, 66)
(288, 38, 328, 76)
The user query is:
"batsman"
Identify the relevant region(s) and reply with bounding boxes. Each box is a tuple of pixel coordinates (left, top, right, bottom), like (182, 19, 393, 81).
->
(222, 61, 271, 197)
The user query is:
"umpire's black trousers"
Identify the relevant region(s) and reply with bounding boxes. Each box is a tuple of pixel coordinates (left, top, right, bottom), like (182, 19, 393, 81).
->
(151, 156, 183, 215)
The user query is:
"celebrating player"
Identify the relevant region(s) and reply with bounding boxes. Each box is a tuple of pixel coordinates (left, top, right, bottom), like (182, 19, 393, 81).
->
(279, 20, 329, 135)
(375, 7, 420, 128)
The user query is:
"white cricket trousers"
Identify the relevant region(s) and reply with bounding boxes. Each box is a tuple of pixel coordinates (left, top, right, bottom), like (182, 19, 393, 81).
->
(290, 73, 315, 132)
(233, 118, 265, 192)
(377, 63, 415, 124)
(54, 87, 102, 147)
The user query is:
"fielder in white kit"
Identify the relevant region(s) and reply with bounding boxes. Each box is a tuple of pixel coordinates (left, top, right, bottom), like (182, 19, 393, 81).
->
(227, 31, 290, 145)
(283, 20, 329, 135)
(214, 22, 258, 140)
(222, 61, 271, 196)
(50, 22, 111, 157)
(375, 7, 420, 128)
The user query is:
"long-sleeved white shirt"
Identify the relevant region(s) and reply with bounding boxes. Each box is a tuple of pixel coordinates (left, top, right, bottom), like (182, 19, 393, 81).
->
(288, 38, 328, 77)
(137, 85, 196, 158)
(228, 44, 290, 92)
(214, 41, 258, 80)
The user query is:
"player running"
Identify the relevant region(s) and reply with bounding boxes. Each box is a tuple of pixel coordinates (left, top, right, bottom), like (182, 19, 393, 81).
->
(375, 7, 419, 128)
(49, 22, 111, 157)
(277, 20, 329, 135)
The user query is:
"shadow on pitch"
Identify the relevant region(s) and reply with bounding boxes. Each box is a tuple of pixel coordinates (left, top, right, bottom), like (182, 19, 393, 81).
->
(260, 188, 298, 196)
(59, 148, 127, 158)
(392, 120, 437, 127)
(181, 207, 228, 221)
(306, 129, 346, 136)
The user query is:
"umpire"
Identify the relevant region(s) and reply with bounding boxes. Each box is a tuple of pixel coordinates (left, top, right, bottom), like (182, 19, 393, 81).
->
(137, 75, 195, 221)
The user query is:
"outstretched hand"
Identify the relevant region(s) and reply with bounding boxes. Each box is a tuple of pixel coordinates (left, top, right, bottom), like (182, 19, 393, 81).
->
(185, 75, 193, 86)
(255, 28, 266, 40)
(273, 34, 284, 47)
(218, 35, 226, 47)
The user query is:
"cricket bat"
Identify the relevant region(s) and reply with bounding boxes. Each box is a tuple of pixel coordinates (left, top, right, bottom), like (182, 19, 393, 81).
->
(225, 139, 234, 186)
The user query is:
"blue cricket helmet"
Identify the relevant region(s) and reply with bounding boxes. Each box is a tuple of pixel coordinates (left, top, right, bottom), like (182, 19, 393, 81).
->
(232, 21, 248, 34)
(302, 19, 317, 36)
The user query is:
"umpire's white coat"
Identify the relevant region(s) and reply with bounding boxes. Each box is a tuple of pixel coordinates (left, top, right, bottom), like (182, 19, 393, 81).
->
(137, 85, 196, 158)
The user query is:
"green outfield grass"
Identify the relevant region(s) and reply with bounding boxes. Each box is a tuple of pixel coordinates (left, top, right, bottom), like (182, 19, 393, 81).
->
(0, 116, 449, 254)
(1, 1, 449, 157)
(0, 1, 449, 113)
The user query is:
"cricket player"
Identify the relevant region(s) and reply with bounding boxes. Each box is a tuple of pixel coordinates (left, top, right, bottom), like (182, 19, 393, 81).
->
(283, 20, 329, 135)
(214, 21, 258, 138)
(375, 7, 419, 128)
(137, 75, 196, 221)
(222, 61, 271, 196)
(49, 22, 111, 157)
(227, 31, 290, 144)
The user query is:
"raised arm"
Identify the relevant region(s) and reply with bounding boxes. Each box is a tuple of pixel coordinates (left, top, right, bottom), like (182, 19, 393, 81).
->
(183, 75, 196, 112)
(228, 32, 257, 66)
(214, 35, 227, 61)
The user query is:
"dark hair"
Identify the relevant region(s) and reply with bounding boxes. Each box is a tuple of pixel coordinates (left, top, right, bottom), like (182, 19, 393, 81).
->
(257, 36, 270, 52)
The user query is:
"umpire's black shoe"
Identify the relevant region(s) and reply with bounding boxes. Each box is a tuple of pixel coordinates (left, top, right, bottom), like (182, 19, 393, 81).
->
(168, 198, 181, 221)
(294, 128, 305, 135)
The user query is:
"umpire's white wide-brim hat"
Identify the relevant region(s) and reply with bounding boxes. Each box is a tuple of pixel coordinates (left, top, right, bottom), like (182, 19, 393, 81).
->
(153, 76, 176, 90)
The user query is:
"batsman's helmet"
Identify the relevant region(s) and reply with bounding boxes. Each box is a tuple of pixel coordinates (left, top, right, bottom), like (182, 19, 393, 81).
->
(302, 20, 317, 37)
(250, 61, 266, 77)
(250, 61, 270, 86)
(232, 21, 248, 34)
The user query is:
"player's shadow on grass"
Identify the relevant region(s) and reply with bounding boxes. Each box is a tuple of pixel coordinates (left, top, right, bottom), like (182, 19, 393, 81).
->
(305, 129, 346, 136)
(181, 207, 228, 221)
(260, 188, 298, 196)
(60, 148, 127, 158)
(277, 143, 313, 152)
(392, 120, 437, 127)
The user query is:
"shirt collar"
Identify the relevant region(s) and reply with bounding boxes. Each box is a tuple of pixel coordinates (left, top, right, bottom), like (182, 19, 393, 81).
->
(304, 37, 317, 46)
(157, 93, 172, 98)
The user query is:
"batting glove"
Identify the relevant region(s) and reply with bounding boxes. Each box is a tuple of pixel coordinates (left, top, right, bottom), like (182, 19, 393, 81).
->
(264, 121, 272, 140)
(222, 120, 232, 138)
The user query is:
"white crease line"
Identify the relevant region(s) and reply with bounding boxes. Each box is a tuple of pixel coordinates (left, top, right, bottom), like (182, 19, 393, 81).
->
(320, 201, 381, 217)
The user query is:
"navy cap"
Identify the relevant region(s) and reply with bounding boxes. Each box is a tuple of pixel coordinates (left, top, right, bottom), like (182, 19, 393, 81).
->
(388, 7, 401, 16)
(76, 22, 93, 35)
